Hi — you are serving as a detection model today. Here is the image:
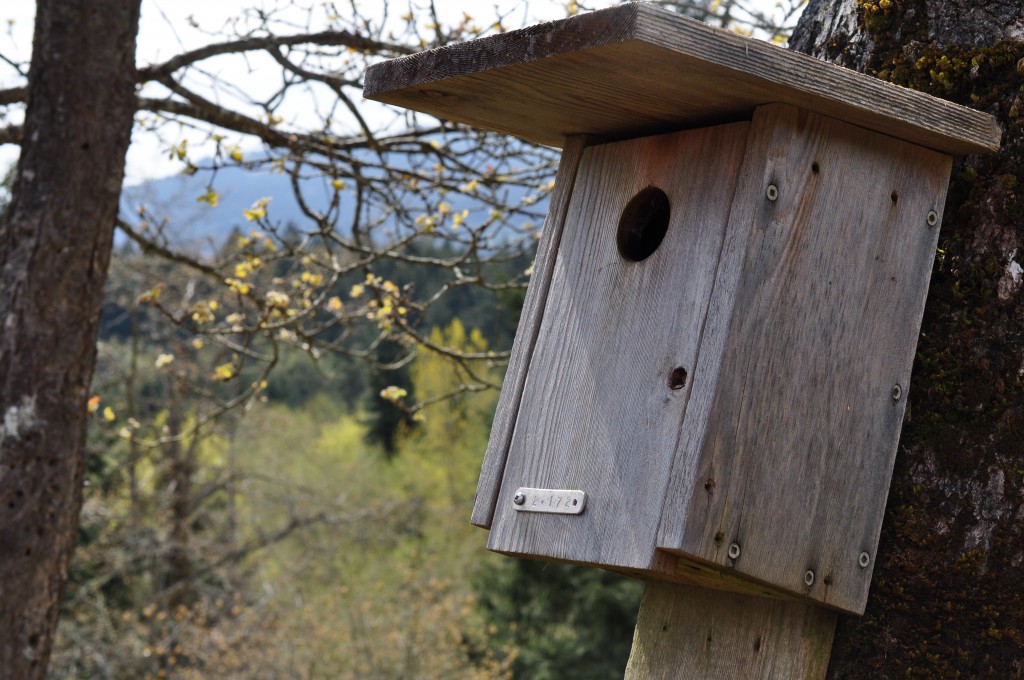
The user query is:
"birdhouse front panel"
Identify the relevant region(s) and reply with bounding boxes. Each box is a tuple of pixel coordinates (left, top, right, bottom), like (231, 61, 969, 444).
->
(485, 122, 751, 572)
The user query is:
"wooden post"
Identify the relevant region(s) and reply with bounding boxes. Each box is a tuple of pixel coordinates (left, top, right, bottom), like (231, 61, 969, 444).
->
(626, 584, 837, 679)
(362, 4, 999, 676)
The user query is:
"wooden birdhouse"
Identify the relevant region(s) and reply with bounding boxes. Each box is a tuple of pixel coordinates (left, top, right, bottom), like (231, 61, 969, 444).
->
(364, 3, 999, 616)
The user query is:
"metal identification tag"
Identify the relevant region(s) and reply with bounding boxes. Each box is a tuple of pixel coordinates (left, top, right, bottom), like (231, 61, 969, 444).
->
(511, 488, 586, 515)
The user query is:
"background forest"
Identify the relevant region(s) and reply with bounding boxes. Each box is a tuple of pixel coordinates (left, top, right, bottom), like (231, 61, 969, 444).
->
(59, 236, 643, 679)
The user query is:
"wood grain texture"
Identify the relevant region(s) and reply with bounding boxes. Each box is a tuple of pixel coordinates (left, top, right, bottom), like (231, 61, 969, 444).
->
(625, 582, 837, 680)
(363, 3, 999, 155)
(486, 123, 750, 569)
(470, 135, 592, 528)
(656, 104, 953, 614)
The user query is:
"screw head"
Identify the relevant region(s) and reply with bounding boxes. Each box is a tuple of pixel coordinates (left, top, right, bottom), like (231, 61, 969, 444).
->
(513, 492, 526, 506)
(728, 543, 741, 560)
(766, 184, 779, 202)
(804, 570, 815, 587)
(927, 210, 938, 227)
(859, 552, 871, 568)
(891, 383, 903, 401)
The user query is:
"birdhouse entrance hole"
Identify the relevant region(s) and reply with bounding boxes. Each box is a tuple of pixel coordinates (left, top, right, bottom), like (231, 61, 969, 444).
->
(617, 186, 671, 262)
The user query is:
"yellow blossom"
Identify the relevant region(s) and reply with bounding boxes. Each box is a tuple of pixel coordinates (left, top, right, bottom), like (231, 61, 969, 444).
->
(243, 197, 270, 222)
(191, 303, 215, 323)
(379, 386, 408, 403)
(197, 188, 219, 207)
(155, 353, 174, 369)
(213, 363, 235, 381)
(265, 290, 290, 309)
(226, 278, 251, 295)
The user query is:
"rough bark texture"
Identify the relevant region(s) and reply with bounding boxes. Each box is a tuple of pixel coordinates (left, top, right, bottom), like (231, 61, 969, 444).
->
(792, 1, 1024, 678)
(0, 1, 141, 677)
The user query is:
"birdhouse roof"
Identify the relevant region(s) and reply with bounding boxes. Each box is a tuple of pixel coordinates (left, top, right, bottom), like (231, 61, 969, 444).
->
(364, 2, 999, 155)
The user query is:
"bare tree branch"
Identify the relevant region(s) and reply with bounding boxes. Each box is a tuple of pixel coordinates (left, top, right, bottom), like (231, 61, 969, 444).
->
(137, 30, 415, 82)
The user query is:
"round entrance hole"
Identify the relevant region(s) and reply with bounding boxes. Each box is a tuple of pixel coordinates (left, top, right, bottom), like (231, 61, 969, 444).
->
(617, 186, 671, 262)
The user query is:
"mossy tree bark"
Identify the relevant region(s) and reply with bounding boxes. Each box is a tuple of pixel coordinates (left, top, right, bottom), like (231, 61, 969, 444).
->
(792, 1, 1024, 677)
(0, 1, 141, 677)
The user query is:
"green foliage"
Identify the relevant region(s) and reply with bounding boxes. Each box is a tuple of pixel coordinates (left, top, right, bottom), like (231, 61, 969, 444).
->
(473, 560, 643, 680)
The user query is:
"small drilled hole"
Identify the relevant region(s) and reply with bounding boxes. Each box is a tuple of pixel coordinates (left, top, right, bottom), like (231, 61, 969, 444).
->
(668, 367, 688, 390)
(891, 191, 899, 204)
(811, 161, 820, 174)
(617, 186, 671, 262)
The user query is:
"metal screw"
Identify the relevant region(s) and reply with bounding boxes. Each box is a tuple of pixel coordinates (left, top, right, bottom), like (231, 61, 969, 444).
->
(804, 570, 815, 587)
(859, 552, 871, 568)
(728, 543, 741, 560)
(927, 210, 938, 227)
(513, 492, 526, 506)
(891, 383, 902, 401)
(766, 184, 779, 202)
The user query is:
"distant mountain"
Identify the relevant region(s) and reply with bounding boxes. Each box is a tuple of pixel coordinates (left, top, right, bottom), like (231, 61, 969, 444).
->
(121, 164, 338, 251)
(121, 152, 545, 253)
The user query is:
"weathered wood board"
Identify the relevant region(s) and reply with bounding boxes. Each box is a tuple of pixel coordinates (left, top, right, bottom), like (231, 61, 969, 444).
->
(471, 135, 593, 529)
(363, 3, 999, 155)
(625, 582, 837, 679)
(486, 123, 750, 570)
(656, 104, 952, 614)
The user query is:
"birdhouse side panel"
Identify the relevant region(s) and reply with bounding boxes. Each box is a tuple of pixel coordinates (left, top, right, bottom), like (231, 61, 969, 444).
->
(472, 136, 593, 529)
(486, 122, 750, 570)
(660, 104, 952, 614)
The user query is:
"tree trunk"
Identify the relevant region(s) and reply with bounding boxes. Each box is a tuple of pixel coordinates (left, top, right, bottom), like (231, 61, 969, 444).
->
(0, 1, 141, 677)
(791, 2, 1024, 677)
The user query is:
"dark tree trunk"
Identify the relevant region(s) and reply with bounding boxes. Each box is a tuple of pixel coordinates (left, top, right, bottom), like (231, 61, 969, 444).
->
(0, 1, 141, 677)
(792, 1, 1024, 677)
